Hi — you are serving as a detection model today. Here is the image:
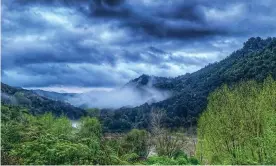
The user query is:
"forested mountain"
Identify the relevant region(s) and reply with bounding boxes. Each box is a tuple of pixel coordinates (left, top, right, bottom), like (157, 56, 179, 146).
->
(1, 83, 86, 119)
(101, 37, 276, 132)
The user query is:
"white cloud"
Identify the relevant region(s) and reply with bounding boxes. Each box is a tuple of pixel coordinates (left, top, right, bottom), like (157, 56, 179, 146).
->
(204, 4, 245, 22)
(31, 7, 73, 27)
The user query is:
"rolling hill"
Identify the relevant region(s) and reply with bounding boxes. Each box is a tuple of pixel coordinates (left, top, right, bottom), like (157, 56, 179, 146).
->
(32, 89, 77, 102)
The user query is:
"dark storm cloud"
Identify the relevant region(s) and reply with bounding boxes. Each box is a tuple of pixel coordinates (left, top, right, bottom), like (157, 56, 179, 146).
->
(86, 0, 221, 39)
(2, 0, 276, 89)
(4, 0, 232, 39)
(120, 46, 211, 66)
(7, 0, 276, 38)
(1, 63, 126, 87)
(2, 37, 117, 69)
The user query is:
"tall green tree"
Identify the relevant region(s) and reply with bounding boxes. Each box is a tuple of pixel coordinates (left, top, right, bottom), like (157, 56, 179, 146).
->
(197, 77, 276, 164)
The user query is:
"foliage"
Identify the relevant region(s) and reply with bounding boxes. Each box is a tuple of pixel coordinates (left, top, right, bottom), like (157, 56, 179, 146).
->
(10, 135, 91, 165)
(1, 106, 101, 165)
(86, 108, 101, 117)
(145, 153, 199, 165)
(77, 117, 102, 139)
(150, 109, 189, 158)
(197, 77, 276, 164)
(146, 156, 178, 165)
(1, 104, 199, 165)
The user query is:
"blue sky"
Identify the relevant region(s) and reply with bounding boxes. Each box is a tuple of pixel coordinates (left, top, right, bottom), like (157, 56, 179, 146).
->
(2, 0, 276, 92)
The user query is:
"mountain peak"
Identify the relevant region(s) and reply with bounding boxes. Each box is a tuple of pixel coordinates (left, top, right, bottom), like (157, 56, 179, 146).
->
(243, 37, 275, 52)
(130, 74, 151, 86)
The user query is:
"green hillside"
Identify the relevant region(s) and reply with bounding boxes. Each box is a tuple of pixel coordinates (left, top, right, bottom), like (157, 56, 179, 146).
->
(1, 83, 86, 119)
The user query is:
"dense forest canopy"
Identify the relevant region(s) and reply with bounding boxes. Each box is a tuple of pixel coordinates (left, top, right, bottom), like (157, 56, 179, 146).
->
(1, 104, 199, 165)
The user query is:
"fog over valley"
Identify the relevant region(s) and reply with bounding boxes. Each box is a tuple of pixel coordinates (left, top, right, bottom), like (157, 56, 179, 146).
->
(68, 80, 171, 109)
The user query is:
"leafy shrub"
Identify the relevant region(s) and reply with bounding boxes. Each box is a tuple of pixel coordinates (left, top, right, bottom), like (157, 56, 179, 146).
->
(189, 156, 200, 165)
(146, 156, 178, 165)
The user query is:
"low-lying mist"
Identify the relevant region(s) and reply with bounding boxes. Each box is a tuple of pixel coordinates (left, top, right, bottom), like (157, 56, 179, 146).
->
(68, 85, 171, 109)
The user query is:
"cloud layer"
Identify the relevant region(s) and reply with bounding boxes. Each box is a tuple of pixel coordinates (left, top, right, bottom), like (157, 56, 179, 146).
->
(2, 0, 276, 91)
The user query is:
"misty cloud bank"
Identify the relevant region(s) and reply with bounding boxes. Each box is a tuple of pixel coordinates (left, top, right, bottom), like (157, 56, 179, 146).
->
(68, 85, 171, 109)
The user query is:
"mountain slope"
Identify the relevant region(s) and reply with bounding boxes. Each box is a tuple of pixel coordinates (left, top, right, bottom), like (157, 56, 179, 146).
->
(1, 83, 86, 119)
(32, 89, 77, 102)
(101, 37, 276, 132)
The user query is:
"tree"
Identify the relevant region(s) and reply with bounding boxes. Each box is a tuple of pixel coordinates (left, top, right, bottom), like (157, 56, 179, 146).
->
(197, 77, 276, 164)
(77, 117, 102, 140)
(121, 129, 150, 158)
(86, 108, 101, 117)
(150, 108, 188, 158)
